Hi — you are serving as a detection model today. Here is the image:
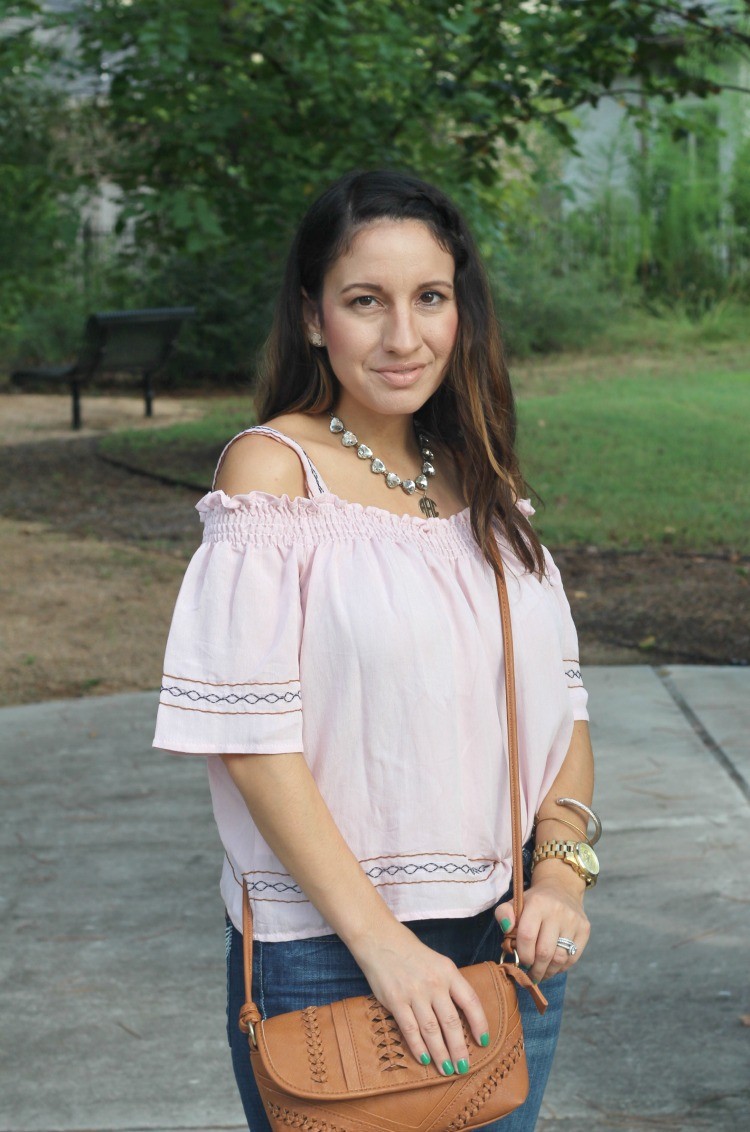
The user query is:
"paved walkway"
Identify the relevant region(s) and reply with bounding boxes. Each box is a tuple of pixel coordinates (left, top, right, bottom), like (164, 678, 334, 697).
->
(1, 666, 748, 1132)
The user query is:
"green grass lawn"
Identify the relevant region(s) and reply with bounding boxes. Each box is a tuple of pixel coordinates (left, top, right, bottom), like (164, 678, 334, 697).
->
(99, 345, 749, 553)
(514, 352, 749, 553)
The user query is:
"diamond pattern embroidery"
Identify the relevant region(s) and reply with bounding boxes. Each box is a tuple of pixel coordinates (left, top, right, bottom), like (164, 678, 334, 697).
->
(160, 685, 300, 706)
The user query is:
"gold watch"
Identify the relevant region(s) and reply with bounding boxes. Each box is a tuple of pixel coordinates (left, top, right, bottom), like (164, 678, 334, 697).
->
(532, 838, 600, 887)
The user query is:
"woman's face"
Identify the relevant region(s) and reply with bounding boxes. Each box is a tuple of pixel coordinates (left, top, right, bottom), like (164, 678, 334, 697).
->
(310, 219, 459, 416)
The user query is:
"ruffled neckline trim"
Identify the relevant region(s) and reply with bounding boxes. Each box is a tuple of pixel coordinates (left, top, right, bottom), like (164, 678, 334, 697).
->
(197, 489, 535, 527)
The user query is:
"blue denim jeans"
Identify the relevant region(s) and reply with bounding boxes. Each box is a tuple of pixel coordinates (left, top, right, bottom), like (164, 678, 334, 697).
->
(226, 851, 566, 1131)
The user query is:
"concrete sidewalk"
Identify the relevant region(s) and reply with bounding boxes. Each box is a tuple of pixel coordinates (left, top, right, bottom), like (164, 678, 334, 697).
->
(1, 666, 748, 1132)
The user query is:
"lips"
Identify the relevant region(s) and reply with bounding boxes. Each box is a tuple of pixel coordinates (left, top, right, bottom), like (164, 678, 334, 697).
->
(375, 365, 426, 387)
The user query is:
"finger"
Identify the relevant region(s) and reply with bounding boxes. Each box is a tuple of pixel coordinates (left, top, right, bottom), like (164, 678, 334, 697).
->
(494, 901, 515, 937)
(514, 910, 542, 972)
(450, 971, 490, 1052)
(529, 921, 560, 984)
(557, 931, 577, 961)
(411, 999, 464, 1076)
(548, 920, 590, 977)
(392, 1003, 437, 1070)
(434, 994, 472, 1074)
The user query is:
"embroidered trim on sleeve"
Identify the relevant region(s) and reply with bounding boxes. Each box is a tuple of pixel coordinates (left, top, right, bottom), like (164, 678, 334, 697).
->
(563, 658, 583, 688)
(159, 674, 301, 716)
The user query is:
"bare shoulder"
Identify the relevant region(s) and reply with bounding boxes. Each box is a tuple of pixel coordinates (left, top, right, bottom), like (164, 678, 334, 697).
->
(264, 411, 328, 446)
(214, 428, 307, 499)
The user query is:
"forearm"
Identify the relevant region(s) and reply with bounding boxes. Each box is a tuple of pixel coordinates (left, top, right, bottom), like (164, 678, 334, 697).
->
(220, 751, 408, 961)
(531, 720, 595, 894)
(495, 721, 594, 979)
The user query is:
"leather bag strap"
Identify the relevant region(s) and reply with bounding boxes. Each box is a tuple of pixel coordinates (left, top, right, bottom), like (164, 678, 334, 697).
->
(487, 537, 524, 955)
(240, 531, 523, 1019)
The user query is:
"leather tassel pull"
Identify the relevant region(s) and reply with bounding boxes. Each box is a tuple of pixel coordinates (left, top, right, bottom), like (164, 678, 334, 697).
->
(502, 965, 549, 1015)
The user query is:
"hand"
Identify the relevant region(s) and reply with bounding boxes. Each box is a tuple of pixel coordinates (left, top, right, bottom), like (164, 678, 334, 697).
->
(351, 920, 490, 1076)
(494, 862, 590, 984)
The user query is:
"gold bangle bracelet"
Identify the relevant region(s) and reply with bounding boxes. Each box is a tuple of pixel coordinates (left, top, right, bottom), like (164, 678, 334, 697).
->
(534, 813, 589, 843)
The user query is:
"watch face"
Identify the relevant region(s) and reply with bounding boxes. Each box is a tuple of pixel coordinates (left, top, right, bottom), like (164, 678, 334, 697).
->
(576, 843, 600, 876)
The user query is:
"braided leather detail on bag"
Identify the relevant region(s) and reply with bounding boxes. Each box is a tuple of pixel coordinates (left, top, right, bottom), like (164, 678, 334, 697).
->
(445, 1038, 525, 1131)
(366, 995, 408, 1072)
(266, 1101, 348, 1131)
(301, 1006, 327, 1084)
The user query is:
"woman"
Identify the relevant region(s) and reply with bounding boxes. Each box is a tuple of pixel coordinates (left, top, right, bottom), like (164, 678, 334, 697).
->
(153, 169, 597, 1131)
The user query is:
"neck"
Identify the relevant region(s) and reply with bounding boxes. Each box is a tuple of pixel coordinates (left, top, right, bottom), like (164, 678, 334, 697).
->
(331, 395, 424, 465)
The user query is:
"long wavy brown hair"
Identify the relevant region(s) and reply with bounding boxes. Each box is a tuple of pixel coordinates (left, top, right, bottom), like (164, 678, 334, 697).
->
(254, 169, 545, 579)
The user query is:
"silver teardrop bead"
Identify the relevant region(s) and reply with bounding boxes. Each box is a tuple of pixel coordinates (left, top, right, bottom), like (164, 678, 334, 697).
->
(421, 448, 434, 460)
(385, 472, 401, 488)
(401, 479, 417, 495)
(418, 433, 430, 446)
(415, 474, 428, 490)
(422, 461, 436, 477)
(330, 417, 344, 433)
(342, 431, 358, 446)
(357, 444, 373, 459)
(371, 458, 386, 474)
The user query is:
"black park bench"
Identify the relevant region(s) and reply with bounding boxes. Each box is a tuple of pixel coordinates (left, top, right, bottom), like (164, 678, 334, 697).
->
(10, 307, 196, 430)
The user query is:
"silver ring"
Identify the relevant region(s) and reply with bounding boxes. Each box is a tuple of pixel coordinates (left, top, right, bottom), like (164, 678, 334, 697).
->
(556, 936, 577, 956)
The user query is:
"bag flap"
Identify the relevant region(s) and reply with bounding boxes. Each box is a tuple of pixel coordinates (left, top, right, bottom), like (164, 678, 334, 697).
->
(253, 960, 522, 1102)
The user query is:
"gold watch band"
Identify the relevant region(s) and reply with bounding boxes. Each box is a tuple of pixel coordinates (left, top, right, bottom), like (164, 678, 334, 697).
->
(532, 838, 598, 887)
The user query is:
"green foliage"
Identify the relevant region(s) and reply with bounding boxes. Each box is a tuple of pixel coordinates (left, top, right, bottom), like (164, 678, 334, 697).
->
(62, 0, 750, 374)
(0, 3, 82, 347)
(490, 238, 628, 358)
(71, 0, 743, 261)
(3, 1, 749, 373)
(560, 96, 750, 319)
(728, 135, 750, 256)
(629, 103, 730, 313)
(585, 295, 750, 352)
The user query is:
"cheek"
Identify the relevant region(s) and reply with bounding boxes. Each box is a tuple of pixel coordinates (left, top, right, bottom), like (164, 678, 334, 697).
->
(434, 307, 459, 355)
(322, 309, 373, 362)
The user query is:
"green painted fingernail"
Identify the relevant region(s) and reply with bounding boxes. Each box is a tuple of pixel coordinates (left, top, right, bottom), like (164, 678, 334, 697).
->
(457, 1058, 469, 1074)
(442, 1060, 455, 1076)
(500, 917, 512, 933)
(480, 1032, 490, 1047)
(420, 1052, 431, 1065)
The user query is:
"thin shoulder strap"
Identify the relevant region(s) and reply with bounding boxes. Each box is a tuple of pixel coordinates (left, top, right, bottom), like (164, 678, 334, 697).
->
(211, 425, 330, 497)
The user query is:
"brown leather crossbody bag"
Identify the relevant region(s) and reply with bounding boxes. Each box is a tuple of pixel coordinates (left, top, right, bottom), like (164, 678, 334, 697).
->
(239, 538, 547, 1131)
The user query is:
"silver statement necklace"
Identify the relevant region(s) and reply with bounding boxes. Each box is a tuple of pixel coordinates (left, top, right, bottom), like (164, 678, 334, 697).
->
(329, 412, 439, 518)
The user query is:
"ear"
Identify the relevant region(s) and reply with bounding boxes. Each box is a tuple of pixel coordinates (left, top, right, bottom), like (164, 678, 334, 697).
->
(301, 290, 324, 345)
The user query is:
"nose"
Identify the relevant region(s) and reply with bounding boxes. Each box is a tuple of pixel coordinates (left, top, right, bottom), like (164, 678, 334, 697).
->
(382, 302, 422, 355)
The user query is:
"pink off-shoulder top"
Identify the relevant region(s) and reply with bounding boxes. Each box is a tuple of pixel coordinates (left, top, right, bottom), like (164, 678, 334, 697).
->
(153, 426, 589, 941)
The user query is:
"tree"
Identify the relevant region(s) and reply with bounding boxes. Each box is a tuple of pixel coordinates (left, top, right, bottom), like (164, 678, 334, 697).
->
(67, 1, 749, 247)
(0, 2, 82, 349)
(43, 1, 750, 372)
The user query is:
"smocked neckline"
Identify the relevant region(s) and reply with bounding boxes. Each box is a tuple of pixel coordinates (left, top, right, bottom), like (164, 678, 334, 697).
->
(199, 488, 473, 527)
(317, 491, 471, 525)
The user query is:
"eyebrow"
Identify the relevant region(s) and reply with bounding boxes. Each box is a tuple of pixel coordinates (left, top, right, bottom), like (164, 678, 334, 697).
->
(339, 279, 454, 295)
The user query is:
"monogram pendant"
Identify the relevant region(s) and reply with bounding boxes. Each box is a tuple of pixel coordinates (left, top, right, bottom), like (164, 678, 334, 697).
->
(419, 495, 439, 518)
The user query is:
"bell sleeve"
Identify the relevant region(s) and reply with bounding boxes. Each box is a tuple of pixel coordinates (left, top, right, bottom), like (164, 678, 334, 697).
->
(152, 492, 304, 756)
(516, 497, 589, 723)
(542, 544, 589, 722)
